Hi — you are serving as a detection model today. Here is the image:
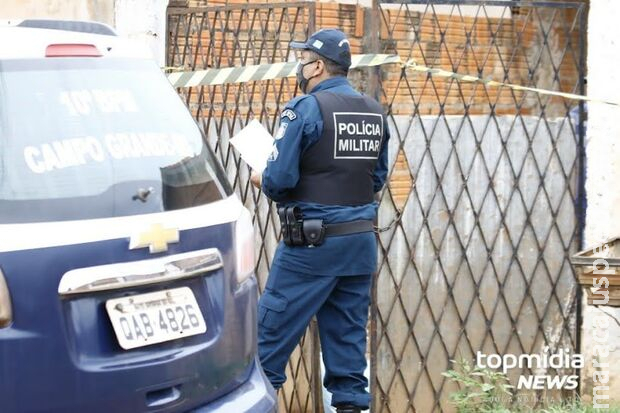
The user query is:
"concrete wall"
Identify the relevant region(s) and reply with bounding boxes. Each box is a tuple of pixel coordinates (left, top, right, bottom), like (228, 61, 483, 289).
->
(580, 0, 620, 406)
(1, 0, 168, 65)
(377, 114, 578, 412)
(114, 0, 169, 65)
(0, 0, 114, 26)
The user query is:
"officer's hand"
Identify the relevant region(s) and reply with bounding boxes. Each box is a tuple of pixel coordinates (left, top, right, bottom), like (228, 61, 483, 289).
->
(250, 171, 262, 189)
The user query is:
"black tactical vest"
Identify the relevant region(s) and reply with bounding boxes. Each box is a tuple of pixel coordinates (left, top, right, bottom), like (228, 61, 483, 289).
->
(284, 91, 385, 206)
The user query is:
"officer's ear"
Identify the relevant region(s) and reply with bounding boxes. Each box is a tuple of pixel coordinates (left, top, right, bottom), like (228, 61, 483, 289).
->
(314, 59, 326, 76)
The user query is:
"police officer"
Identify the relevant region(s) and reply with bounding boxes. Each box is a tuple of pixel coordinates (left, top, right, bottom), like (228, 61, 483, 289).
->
(250, 28, 389, 413)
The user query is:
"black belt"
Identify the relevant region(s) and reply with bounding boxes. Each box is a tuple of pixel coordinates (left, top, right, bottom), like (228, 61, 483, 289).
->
(324, 220, 374, 237)
(278, 205, 375, 246)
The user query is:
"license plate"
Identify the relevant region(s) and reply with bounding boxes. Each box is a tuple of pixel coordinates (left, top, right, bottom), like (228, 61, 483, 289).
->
(105, 287, 207, 350)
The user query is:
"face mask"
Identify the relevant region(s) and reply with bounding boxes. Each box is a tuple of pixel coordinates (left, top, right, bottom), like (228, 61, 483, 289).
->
(296, 60, 318, 94)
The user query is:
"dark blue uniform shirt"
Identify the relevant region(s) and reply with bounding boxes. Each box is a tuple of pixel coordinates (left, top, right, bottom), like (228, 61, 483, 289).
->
(261, 76, 390, 276)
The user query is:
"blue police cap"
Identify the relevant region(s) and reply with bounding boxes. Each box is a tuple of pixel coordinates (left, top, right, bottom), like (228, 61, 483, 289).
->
(290, 29, 352, 69)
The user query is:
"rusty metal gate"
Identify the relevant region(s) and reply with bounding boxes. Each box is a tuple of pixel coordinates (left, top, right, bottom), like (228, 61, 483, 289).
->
(166, 1, 587, 411)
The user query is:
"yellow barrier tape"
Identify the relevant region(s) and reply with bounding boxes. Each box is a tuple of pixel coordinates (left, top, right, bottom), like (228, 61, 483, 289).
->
(401, 58, 619, 107)
(165, 54, 617, 106)
(166, 54, 400, 88)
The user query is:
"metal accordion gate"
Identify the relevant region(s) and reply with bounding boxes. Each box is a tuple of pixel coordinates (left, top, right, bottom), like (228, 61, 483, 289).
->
(166, 1, 587, 411)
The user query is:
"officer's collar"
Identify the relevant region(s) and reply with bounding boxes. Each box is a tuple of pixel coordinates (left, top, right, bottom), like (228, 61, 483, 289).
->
(309, 76, 350, 93)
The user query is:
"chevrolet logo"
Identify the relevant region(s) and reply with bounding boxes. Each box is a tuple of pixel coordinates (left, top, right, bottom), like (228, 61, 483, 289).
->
(129, 223, 180, 254)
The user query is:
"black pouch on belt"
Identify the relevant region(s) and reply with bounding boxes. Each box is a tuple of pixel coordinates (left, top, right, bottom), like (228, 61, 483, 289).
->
(286, 207, 304, 246)
(277, 206, 291, 245)
(302, 219, 325, 247)
(278, 206, 305, 246)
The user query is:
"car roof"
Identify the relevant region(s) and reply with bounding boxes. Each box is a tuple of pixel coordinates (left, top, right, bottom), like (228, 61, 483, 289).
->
(11, 19, 118, 35)
(0, 19, 152, 60)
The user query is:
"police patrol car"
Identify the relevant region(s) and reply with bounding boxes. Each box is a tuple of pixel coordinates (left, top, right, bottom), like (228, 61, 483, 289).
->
(0, 20, 276, 412)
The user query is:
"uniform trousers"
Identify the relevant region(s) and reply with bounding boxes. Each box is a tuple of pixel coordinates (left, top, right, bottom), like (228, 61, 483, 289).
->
(257, 263, 372, 409)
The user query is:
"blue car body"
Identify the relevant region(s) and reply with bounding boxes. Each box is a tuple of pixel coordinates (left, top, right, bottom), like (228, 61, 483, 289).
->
(0, 20, 275, 413)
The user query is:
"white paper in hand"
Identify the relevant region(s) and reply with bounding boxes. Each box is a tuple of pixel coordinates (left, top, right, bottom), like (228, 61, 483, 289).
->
(229, 119, 275, 173)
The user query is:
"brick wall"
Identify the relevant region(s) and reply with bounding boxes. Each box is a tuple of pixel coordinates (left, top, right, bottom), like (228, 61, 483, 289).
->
(377, 5, 582, 116)
(179, 1, 581, 117)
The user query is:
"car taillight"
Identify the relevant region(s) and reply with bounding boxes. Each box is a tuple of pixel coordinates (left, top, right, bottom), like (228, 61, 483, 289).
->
(45, 44, 102, 57)
(0, 268, 12, 328)
(235, 207, 256, 284)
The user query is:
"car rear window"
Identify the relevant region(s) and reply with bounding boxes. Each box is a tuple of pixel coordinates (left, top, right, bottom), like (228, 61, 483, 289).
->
(0, 58, 232, 223)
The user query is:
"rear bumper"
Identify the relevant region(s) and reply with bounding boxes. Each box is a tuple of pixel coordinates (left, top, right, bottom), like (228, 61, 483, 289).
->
(191, 357, 277, 413)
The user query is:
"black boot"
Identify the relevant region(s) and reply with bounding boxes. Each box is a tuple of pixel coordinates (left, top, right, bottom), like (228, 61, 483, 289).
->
(335, 405, 362, 413)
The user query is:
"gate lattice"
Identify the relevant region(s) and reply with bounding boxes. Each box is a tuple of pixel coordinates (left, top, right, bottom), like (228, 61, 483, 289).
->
(371, 1, 586, 412)
(166, 1, 587, 412)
